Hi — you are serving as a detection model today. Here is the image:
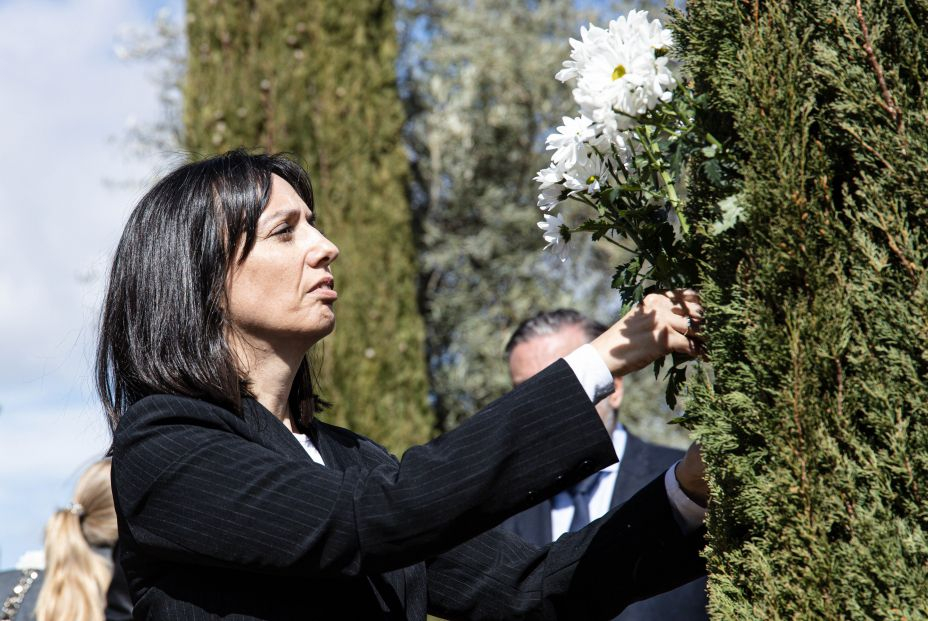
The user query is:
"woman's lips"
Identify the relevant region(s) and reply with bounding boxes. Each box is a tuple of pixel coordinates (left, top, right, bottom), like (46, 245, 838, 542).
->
(309, 282, 338, 301)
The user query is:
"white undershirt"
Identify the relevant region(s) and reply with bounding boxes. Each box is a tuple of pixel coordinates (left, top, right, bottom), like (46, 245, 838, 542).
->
(292, 432, 325, 466)
(289, 343, 706, 533)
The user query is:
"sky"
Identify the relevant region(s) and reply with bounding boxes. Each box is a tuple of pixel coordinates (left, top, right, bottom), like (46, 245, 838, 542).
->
(0, 0, 183, 567)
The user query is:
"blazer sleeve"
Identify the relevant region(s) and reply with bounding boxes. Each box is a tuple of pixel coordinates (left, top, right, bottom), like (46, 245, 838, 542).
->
(112, 359, 616, 579)
(426, 474, 707, 621)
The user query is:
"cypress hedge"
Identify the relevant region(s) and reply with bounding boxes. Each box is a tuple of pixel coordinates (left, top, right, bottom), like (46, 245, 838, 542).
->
(673, 0, 928, 617)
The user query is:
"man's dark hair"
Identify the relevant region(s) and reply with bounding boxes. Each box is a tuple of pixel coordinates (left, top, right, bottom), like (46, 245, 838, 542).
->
(504, 309, 608, 357)
(96, 149, 325, 432)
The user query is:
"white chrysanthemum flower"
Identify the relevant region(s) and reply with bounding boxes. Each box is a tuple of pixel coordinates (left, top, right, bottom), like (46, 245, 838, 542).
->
(562, 154, 609, 195)
(556, 11, 676, 131)
(545, 115, 597, 170)
(534, 164, 563, 189)
(537, 184, 565, 211)
(599, 125, 633, 157)
(538, 212, 569, 261)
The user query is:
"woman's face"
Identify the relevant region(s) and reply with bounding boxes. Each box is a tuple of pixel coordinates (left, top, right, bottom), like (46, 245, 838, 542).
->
(225, 175, 339, 357)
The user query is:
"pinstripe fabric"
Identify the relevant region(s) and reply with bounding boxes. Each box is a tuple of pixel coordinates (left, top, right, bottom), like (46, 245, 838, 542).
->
(499, 435, 709, 620)
(111, 360, 703, 620)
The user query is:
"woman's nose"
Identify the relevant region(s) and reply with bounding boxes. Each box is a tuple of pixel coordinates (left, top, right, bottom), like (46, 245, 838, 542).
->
(307, 229, 339, 267)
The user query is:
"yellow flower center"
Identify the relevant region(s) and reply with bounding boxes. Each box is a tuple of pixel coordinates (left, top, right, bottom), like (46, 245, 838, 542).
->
(611, 64, 626, 80)
(586, 175, 598, 185)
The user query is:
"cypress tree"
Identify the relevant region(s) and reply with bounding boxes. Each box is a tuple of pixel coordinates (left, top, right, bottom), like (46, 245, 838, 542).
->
(672, 0, 928, 617)
(184, 0, 433, 453)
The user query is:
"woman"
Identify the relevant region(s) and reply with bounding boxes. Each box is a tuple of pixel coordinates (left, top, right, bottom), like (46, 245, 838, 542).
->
(0, 460, 119, 621)
(99, 150, 707, 620)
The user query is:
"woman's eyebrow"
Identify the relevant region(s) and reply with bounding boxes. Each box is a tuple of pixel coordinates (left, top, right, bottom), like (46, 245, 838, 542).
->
(257, 207, 302, 230)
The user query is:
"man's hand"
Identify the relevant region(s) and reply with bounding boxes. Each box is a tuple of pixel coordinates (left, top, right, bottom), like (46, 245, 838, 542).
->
(675, 443, 708, 508)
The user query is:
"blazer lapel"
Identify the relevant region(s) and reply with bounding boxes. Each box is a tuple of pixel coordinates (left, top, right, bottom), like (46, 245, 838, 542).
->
(537, 499, 553, 545)
(312, 422, 356, 471)
(515, 498, 553, 547)
(241, 398, 320, 463)
(610, 434, 651, 509)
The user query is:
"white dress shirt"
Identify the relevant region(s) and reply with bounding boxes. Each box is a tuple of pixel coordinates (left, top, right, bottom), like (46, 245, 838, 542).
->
(550, 424, 628, 540)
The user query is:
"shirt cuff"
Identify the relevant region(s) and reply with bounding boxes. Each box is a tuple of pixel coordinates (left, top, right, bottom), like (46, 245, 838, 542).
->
(563, 343, 615, 404)
(664, 463, 707, 534)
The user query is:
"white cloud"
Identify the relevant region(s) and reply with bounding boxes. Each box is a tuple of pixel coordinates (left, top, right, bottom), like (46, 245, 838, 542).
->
(0, 0, 182, 567)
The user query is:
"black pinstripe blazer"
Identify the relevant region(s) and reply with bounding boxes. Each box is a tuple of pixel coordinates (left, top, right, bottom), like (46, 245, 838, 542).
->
(111, 360, 705, 620)
(500, 434, 709, 621)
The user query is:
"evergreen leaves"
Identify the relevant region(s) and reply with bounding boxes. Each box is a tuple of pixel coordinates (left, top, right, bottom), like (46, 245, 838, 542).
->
(675, 0, 928, 617)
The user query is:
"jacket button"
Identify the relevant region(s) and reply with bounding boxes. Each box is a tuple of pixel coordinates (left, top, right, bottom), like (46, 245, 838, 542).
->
(527, 490, 536, 501)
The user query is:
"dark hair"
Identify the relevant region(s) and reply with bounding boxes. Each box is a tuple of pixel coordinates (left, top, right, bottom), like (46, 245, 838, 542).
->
(504, 309, 607, 357)
(97, 149, 326, 431)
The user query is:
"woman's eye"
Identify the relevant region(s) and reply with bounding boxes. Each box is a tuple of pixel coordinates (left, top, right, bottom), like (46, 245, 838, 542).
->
(272, 225, 293, 238)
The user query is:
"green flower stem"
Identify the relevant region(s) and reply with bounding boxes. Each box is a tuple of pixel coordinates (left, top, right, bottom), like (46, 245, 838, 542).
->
(660, 168, 689, 235)
(574, 192, 604, 215)
(637, 125, 690, 236)
(601, 235, 636, 253)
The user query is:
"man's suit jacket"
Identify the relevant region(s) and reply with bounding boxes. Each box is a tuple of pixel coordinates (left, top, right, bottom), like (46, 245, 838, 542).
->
(112, 360, 705, 620)
(501, 433, 709, 621)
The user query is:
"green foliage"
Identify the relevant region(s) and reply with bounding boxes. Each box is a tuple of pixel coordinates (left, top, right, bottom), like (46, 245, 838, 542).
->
(673, 0, 928, 616)
(184, 0, 433, 453)
(401, 0, 689, 447)
(401, 0, 608, 427)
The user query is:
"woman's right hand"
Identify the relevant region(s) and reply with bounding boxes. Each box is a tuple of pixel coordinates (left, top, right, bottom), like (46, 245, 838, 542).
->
(590, 289, 704, 377)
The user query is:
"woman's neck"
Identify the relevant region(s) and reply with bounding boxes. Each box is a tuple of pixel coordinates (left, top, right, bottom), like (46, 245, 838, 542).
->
(231, 337, 303, 431)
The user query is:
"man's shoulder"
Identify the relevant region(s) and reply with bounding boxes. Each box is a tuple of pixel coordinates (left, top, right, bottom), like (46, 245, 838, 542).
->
(626, 432, 685, 464)
(611, 432, 685, 507)
(497, 498, 552, 547)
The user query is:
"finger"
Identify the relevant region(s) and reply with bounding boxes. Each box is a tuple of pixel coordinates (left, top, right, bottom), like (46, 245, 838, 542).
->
(663, 288, 701, 305)
(668, 304, 705, 330)
(681, 289, 701, 303)
(686, 313, 705, 333)
(669, 303, 704, 318)
(665, 328, 702, 357)
(668, 311, 705, 342)
(667, 309, 689, 334)
(662, 290, 703, 317)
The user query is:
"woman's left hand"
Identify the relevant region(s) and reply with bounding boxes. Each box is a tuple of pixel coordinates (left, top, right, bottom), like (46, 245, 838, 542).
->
(675, 442, 708, 507)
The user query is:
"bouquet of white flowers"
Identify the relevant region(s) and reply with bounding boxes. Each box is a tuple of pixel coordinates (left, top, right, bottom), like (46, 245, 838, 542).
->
(537, 10, 736, 405)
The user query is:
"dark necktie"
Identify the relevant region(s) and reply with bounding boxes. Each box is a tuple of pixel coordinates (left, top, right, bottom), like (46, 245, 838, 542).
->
(567, 471, 602, 532)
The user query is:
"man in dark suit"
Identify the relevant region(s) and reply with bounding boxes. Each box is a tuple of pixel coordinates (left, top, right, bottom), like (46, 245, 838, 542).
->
(501, 309, 709, 621)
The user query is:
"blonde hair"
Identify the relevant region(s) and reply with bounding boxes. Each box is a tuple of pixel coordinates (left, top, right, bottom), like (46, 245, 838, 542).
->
(34, 459, 118, 621)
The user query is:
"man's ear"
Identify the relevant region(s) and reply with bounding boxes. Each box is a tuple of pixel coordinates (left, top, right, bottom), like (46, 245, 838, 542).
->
(607, 376, 624, 410)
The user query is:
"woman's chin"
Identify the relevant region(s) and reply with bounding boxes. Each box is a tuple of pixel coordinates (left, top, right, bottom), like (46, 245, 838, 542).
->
(304, 313, 336, 342)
